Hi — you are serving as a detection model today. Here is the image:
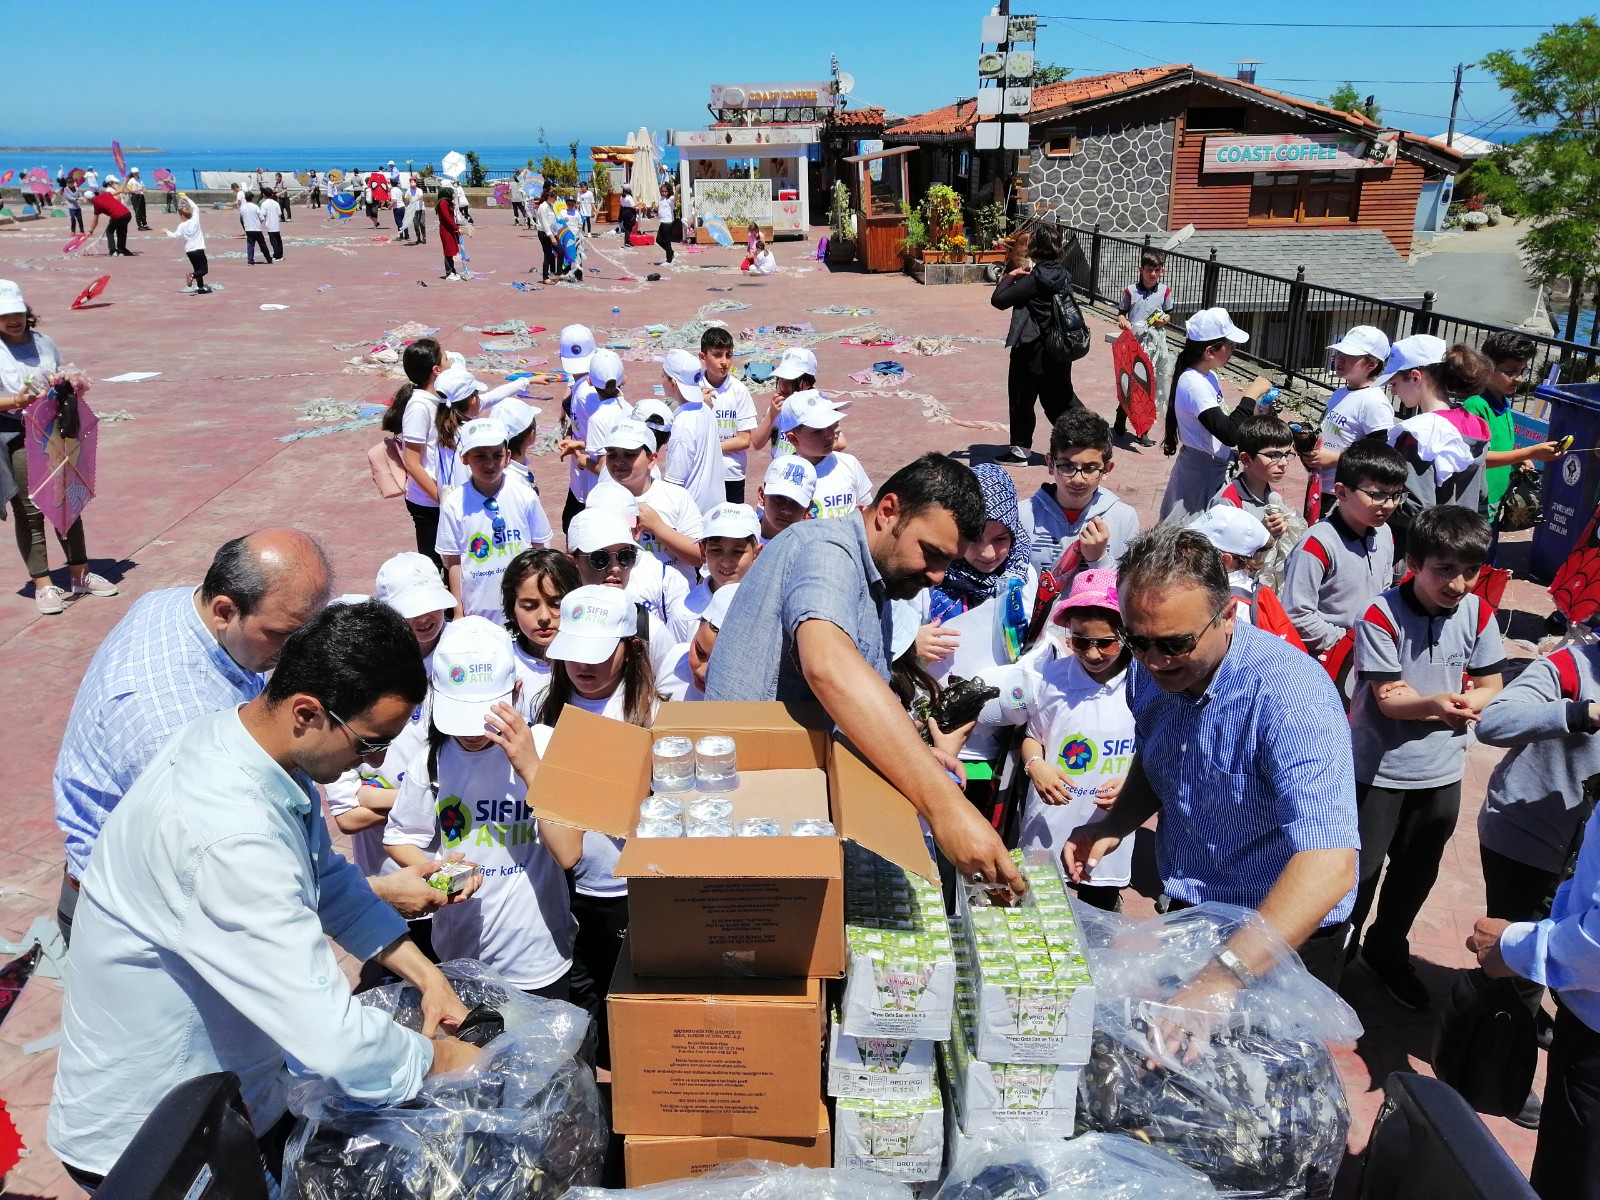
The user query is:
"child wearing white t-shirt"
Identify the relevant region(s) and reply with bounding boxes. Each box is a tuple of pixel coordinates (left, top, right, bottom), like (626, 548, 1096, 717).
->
(660, 348, 727, 516)
(501, 548, 581, 723)
(682, 503, 759, 624)
(436, 418, 554, 622)
(777, 390, 872, 519)
(701, 328, 759, 504)
(600, 419, 704, 585)
(1306, 326, 1394, 519)
(385, 617, 578, 997)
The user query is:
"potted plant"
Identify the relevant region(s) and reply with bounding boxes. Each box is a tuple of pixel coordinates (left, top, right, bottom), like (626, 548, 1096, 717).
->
(922, 184, 963, 256)
(594, 163, 618, 223)
(826, 180, 857, 264)
(900, 202, 929, 265)
(971, 201, 1008, 263)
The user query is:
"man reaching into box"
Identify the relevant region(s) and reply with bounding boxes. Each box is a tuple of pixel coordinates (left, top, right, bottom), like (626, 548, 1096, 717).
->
(706, 453, 1024, 894)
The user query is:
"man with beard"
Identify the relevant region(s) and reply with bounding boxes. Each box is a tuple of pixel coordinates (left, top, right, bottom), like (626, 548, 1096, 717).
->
(706, 453, 1022, 893)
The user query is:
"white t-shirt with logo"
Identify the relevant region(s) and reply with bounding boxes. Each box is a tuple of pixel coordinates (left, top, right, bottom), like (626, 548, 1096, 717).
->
(662, 399, 725, 517)
(436, 474, 555, 622)
(1318, 384, 1394, 493)
(625, 547, 694, 641)
(1017, 654, 1136, 887)
(635, 478, 704, 586)
(513, 643, 554, 722)
(581, 392, 633, 473)
(810, 452, 874, 520)
(568, 379, 601, 501)
(1174, 369, 1229, 462)
(385, 739, 576, 990)
(711, 376, 759, 482)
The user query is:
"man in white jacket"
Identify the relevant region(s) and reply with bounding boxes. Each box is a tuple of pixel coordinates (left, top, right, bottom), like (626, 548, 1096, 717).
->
(260, 188, 284, 260)
(240, 191, 273, 265)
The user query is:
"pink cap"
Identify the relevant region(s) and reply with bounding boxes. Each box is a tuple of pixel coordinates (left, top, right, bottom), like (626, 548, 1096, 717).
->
(1052, 568, 1120, 621)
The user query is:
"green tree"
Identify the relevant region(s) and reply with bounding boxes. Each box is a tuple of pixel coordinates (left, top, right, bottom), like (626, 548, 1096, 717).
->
(540, 153, 578, 191)
(1455, 150, 1529, 215)
(1483, 18, 1600, 340)
(463, 150, 488, 189)
(1326, 83, 1382, 123)
(1034, 63, 1071, 84)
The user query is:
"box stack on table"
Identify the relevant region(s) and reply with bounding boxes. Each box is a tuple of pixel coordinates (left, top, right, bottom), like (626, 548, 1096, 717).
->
(941, 851, 1095, 1151)
(528, 702, 939, 1188)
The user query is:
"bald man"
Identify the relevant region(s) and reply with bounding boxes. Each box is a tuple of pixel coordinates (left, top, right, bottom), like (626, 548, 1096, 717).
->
(53, 530, 344, 940)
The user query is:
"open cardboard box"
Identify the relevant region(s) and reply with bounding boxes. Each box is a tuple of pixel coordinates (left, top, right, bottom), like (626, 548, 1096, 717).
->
(531, 701, 935, 978)
(624, 1102, 831, 1184)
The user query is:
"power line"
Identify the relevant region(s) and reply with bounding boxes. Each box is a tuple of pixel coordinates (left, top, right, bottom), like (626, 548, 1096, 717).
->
(1265, 77, 1498, 85)
(1037, 12, 1549, 28)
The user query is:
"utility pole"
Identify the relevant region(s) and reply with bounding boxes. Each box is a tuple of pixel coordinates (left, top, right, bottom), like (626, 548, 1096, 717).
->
(1446, 63, 1465, 148)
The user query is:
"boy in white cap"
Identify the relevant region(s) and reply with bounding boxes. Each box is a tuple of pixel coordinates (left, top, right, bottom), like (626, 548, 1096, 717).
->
(660, 583, 740, 701)
(600, 418, 703, 584)
(580, 349, 633, 472)
(1186, 506, 1303, 650)
(700, 328, 758, 504)
(755, 346, 820, 456)
(685, 503, 759, 621)
(436, 417, 555, 622)
(555, 324, 599, 531)
(757, 454, 817, 544)
(567, 508, 693, 641)
(489, 397, 541, 484)
(660, 347, 727, 516)
(777, 390, 872, 520)
(1302, 326, 1395, 519)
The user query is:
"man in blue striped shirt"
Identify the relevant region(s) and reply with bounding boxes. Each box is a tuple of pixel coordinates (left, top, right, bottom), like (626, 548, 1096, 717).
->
(1066, 524, 1358, 995)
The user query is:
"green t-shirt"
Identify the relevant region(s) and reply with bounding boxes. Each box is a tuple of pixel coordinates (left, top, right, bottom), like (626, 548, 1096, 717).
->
(1461, 394, 1515, 515)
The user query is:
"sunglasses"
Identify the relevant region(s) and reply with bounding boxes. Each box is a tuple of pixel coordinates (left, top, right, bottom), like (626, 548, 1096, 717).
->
(327, 706, 396, 756)
(482, 494, 506, 541)
(1119, 602, 1229, 659)
(1068, 634, 1121, 653)
(582, 547, 638, 571)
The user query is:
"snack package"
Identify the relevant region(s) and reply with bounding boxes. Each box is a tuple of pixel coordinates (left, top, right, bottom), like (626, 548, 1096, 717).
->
(1076, 903, 1362, 1199)
(840, 844, 956, 1039)
(426, 860, 479, 895)
(827, 1013, 937, 1102)
(941, 975, 1078, 1140)
(283, 960, 607, 1200)
(934, 1133, 1219, 1200)
(954, 850, 1095, 1064)
(835, 1086, 946, 1183)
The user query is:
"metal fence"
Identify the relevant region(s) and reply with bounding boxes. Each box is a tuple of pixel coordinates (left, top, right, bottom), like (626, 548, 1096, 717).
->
(1061, 225, 1600, 414)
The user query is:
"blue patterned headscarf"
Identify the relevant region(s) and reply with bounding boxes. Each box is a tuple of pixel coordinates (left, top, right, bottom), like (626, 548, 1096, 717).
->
(931, 463, 1032, 612)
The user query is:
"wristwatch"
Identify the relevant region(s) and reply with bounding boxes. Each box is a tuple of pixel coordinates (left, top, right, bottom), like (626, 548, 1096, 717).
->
(1213, 946, 1258, 988)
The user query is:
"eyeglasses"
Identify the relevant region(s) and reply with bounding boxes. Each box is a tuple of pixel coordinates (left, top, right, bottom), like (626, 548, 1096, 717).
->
(1495, 362, 1529, 379)
(326, 707, 396, 756)
(1050, 461, 1106, 479)
(582, 547, 638, 571)
(1118, 602, 1229, 659)
(1068, 633, 1121, 653)
(1354, 487, 1406, 505)
(1254, 450, 1294, 463)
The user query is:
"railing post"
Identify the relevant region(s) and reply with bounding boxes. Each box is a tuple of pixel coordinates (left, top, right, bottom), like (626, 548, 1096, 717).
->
(1202, 248, 1220, 310)
(1088, 223, 1104, 305)
(1282, 266, 1309, 386)
(1416, 291, 1437, 337)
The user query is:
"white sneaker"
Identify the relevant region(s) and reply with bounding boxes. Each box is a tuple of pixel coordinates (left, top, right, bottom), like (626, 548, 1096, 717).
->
(72, 572, 119, 597)
(35, 585, 67, 615)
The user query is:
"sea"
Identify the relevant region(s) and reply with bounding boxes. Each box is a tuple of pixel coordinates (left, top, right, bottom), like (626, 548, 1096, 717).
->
(0, 141, 677, 191)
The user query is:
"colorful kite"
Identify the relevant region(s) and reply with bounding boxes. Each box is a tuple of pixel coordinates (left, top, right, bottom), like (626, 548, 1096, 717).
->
(71, 276, 110, 310)
(62, 233, 90, 255)
(68, 167, 85, 186)
(111, 140, 128, 178)
(25, 168, 51, 197)
(0, 170, 12, 185)
(1551, 503, 1600, 623)
(1111, 330, 1158, 439)
(25, 370, 100, 538)
(330, 192, 358, 217)
(701, 213, 733, 248)
(153, 168, 176, 193)
(327, 168, 345, 184)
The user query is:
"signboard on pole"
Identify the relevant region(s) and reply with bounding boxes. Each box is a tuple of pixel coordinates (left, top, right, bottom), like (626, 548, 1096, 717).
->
(709, 83, 837, 111)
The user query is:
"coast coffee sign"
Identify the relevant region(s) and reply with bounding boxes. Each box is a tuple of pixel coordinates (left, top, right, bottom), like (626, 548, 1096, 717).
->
(710, 83, 838, 110)
(1203, 132, 1399, 173)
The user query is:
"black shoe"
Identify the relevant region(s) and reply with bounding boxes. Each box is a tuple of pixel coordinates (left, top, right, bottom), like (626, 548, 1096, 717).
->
(574, 269, 583, 282)
(997, 445, 1031, 465)
(1512, 1090, 1542, 1130)
(1360, 947, 1429, 1011)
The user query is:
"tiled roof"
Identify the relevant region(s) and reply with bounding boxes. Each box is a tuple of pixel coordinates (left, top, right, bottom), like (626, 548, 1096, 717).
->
(831, 106, 887, 130)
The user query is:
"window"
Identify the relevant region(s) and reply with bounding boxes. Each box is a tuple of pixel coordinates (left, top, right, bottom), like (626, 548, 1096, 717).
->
(1187, 106, 1248, 132)
(1249, 170, 1359, 224)
(1042, 132, 1079, 157)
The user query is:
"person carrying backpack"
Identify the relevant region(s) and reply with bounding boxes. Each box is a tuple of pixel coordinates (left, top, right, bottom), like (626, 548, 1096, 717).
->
(990, 224, 1084, 465)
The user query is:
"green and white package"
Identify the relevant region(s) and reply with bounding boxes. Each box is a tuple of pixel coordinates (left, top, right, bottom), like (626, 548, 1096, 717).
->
(835, 1085, 946, 1182)
(841, 844, 956, 1039)
(828, 1013, 938, 1101)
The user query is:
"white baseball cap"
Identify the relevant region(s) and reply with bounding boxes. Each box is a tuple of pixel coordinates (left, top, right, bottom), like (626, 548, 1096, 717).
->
(777, 389, 848, 433)
(547, 585, 637, 664)
(436, 364, 487, 405)
(661, 348, 707, 404)
(762, 454, 817, 507)
(1184, 307, 1249, 344)
(601, 418, 655, 452)
(457, 417, 509, 456)
(1375, 334, 1448, 387)
(567, 508, 637, 553)
(493, 397, 541, 441)
(104, 173, 120, 184)
(589, 348, 625, 386)
(128, 166, 140, 175)
(375, 551, 456, 619)
(0, 280, 25, 317)
(703, 582, 740, 630)
(1328, 325, 1391, 361)
(585, 479, 640, 521)
(558, 324, 596, 374)
(1189, 507, 1271, 557)
(701, 503, 761, 542)
(631, 398, 675, 432)
(773, 346, 819, 381)
(430, 616, 516, 736)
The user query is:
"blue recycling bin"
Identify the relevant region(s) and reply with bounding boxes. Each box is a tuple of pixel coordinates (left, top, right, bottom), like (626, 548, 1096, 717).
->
(1530, 381, 1600, 583)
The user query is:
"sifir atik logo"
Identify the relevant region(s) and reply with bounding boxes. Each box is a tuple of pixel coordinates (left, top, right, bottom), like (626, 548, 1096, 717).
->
(1058, 734, 1136, 777)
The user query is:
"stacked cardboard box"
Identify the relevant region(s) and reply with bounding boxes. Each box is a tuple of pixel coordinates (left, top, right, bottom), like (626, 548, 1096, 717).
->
(529, 703, 938, 1186)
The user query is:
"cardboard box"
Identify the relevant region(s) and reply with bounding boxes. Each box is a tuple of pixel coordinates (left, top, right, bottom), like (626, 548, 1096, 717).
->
(834, 1086, 946, 1183)
(608, 941, 826, 1137)
(624, 1104, 831, 1186)
(531, 702, 935, 978)
(827, 1014, 938, 1101)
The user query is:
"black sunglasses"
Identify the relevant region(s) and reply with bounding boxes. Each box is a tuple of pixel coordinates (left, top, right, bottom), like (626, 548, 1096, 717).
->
(327, 706, 396, 756)
(1119, 602, 1229, 659)
(583, 547, 638, 571)
(1068, 633, 1122, 653)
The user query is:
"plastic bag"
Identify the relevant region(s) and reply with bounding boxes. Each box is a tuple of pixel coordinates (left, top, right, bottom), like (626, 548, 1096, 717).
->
(282, 960, 606, 1200)
(1255, 504, 1307, 593)
(1075, 904, 1359, 1199)
(568, 1160, 910, 1200)
(935, 1133, 1219, 1200)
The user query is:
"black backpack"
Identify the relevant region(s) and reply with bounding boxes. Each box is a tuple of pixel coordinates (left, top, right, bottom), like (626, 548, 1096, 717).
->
(1042, 285, 1091, 364)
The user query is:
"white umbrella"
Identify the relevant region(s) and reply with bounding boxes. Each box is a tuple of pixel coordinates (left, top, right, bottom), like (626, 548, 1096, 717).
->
(629, 127, 659, 203)
(441, 151, 468, 181)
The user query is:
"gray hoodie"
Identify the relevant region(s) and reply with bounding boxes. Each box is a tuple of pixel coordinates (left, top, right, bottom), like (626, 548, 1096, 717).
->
(1477, 644, 1600, 874)
(1025, 483, 1141, 578)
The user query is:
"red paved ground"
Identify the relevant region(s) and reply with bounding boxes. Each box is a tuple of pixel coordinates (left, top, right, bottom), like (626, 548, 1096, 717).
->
(0, 206, 1552, 1194)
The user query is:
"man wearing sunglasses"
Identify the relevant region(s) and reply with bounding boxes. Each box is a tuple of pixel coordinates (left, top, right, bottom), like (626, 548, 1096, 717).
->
(50, 601, 479, 1189)
(707, 453, 1025, 895)
(1064, 525, 1359, 997)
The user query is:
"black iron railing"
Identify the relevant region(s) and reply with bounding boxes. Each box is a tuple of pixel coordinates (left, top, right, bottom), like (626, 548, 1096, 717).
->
(1061, 224, 1600, 412)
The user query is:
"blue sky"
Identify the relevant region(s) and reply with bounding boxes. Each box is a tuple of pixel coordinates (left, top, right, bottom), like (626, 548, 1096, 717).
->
(8, 1, 1587, 147)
